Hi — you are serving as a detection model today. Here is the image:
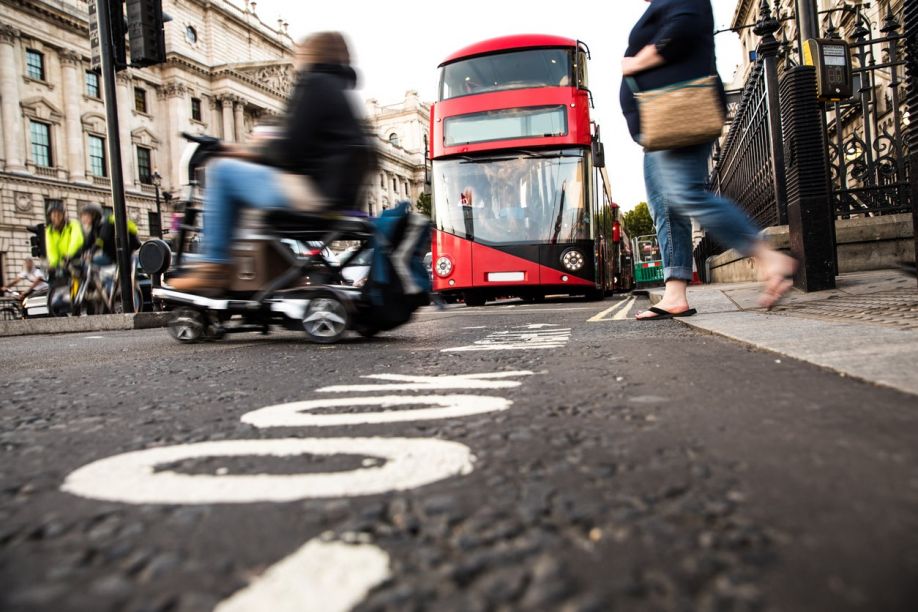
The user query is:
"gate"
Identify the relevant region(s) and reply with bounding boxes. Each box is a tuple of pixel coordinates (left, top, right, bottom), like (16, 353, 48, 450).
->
(825, 8, 910, 218)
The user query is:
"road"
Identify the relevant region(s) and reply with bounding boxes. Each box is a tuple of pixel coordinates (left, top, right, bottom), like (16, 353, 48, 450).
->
(2, 295, 917, 612)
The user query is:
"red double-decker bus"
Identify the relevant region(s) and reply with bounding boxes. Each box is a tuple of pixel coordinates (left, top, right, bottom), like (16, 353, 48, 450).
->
(429, 34, 631, 306)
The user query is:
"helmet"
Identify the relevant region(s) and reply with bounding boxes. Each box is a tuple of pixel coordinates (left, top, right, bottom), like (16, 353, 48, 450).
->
(80, 202, 104, 220)
(47, 200, 65, 214)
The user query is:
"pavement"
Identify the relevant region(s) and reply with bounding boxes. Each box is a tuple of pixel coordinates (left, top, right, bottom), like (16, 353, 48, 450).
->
(2, 294, 917, 612)
(650, 269, 918, 396)
(0, 312, 169, 338)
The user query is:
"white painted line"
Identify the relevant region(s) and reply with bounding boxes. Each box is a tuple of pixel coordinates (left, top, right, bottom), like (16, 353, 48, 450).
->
(588, 298, 632, 322)
(317, 371, 534, 393)
(62, 437, 474, 504)
(462, 326, 487, 329)
(84, 336, 105, 340)
(241, 395, 511, 428)
(215, 539, 389, 612)
(443, 328, 572, 352)
(612, 297, 637, 321)
(519, 323, 559, 329)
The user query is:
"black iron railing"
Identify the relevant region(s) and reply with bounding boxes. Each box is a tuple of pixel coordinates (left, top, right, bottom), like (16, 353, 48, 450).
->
(709, 62, 782, 229)
(826, 9, 910, 218)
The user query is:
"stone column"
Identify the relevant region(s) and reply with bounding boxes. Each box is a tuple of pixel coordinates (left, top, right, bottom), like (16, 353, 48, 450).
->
(234, 101, 245, 142)
(60, 50, 87, 183)
(115, 72, 136, 187)
(0, 25, 26, 173)
(221, 97, 235, 142)
(162, 80, 188, 189)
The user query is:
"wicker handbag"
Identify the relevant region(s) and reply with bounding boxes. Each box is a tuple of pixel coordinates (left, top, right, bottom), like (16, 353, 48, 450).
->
(627, 75, 726, 151)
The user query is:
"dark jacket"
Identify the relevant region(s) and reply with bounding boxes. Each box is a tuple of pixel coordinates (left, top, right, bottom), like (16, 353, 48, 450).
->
(261, 63, 375, 209)
(619, 0, 726, 141)
(86, 214, 140, 261)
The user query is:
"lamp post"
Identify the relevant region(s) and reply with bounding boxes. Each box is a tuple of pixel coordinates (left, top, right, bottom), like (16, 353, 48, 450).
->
(152, 171, 163, 239)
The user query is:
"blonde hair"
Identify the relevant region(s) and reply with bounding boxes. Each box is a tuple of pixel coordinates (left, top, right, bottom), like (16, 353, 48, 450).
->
(297, 31, 350, 66)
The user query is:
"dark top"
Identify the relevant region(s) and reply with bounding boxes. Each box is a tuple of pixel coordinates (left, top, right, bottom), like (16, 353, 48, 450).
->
(88, 215, 140, 261)
(261, 63, 376, 209)
(619, 0, 725, 141)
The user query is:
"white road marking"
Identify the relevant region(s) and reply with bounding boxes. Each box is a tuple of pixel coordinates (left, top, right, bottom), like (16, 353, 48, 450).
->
(84, 336, 105, 340)
(463, 326, 487, 329)
(588, 297, 636, 322)
(214, 539, 390, 612)
(317, 371, 534, 393)
(62, 437, 474, 504)
(442, 328, 571, 352)
(242, 395, 511, 428)
(521, 323, 559, 329)
(612, 297, 637, 321)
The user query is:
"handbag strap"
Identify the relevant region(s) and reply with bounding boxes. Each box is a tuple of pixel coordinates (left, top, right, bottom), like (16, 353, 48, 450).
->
(624, 76, 640, 93)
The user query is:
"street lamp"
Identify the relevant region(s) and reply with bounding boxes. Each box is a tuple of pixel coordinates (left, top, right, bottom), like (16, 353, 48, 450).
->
(152, 171, 163, 239)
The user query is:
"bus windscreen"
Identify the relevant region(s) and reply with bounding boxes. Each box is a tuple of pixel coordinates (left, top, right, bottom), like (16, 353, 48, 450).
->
(432, 150, 590, 245)
(444, 106, 568, 147)
(439, 48, 574, 100)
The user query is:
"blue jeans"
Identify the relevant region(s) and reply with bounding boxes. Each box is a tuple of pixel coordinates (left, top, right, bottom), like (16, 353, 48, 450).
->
(200, 158, 290, 264)
(644, 143, 761, 282)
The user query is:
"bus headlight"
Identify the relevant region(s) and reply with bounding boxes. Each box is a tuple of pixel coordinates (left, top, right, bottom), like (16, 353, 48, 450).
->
(435, 256, 454, 278)
(561, 249, 585, 272)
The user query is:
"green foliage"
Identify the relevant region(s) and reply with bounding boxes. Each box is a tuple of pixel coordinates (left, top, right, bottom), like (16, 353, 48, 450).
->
(622, 202, 655, 240)
(415, 192, 432, 217)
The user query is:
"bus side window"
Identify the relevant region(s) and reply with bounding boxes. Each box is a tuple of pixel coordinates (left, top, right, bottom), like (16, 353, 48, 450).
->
(576, 50, 589, 89)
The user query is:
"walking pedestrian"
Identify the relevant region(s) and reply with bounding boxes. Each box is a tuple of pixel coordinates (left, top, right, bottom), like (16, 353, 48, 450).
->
(621, 0, 797, 319)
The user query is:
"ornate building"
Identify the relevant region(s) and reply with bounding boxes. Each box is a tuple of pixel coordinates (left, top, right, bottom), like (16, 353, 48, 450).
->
(364, 91, 431, 216)
(0, 0, 430, 285)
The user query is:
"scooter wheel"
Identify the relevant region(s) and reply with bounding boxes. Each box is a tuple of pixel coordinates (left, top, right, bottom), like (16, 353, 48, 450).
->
(168, 308, 205, 344)
(302, 294, 349, 344)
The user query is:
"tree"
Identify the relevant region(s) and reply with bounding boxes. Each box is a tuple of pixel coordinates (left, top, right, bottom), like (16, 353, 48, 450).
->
(416, 192, 432, 217)
(622, 202, 655, 239)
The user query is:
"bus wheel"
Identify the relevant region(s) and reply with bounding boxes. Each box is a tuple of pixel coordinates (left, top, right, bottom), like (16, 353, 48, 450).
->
(463, 292, 486, 307)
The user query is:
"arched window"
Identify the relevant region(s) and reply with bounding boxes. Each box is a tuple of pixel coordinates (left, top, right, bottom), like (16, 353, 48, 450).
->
(388, 132, 400, 147)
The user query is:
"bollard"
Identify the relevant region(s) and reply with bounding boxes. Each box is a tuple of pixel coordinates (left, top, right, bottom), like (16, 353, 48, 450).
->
(780, 66, 836, 292)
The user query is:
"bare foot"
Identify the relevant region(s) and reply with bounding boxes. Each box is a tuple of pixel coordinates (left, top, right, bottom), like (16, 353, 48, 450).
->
(635, 299, 691, 320)
(756, 250, 798, 310)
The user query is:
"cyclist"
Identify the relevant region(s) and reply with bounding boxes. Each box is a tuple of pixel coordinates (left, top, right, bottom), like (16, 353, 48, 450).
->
(45, 201, 84, 275)
(80, 202, 141, 267)
(1, 258, 48, 305)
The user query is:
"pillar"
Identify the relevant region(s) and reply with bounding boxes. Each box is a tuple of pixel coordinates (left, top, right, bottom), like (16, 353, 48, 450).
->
(161, 80, 188, 190)
(60, 50, 87, 183)
(115, 72, 136, 187)
(222, 97, 235, 142)
(0, 25, 26, 173)
(234, 101, 245, 142)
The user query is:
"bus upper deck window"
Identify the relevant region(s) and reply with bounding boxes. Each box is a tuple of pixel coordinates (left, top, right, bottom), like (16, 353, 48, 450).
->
(576, 50, 589, 89)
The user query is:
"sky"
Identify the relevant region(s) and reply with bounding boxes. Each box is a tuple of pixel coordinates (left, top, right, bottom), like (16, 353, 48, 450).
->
(250, 0, 743, 211)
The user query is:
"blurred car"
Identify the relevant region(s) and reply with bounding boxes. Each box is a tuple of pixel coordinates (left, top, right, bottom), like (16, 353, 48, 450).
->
(339, 248, 372, 287)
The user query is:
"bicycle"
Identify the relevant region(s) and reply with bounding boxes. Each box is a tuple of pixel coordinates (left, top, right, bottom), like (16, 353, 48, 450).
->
(0, 289, 24, 321)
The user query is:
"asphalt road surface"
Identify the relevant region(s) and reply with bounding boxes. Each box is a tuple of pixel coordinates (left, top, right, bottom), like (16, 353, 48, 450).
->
(2, 295, 917, 612)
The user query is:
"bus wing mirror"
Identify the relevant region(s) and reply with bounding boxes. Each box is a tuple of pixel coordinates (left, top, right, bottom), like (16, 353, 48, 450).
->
(592, 140, 605, 167)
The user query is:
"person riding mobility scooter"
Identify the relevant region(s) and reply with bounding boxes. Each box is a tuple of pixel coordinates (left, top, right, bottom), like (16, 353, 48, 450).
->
(140, 32, 431, 343)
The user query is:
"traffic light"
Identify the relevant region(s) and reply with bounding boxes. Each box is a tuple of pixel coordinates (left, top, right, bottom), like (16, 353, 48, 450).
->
(110, 0, 128, 70)
(126, 0, 166, 67)
(27, 224, 46, 259)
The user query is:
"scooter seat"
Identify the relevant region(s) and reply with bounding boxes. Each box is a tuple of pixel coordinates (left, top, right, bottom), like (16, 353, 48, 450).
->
(263, 209, 373, 235)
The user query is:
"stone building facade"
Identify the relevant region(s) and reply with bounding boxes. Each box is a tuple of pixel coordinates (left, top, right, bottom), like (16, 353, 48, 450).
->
(364, 91, 431, 216)
(0, 0, 430, 285)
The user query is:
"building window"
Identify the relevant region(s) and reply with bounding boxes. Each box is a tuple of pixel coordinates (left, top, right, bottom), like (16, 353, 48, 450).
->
(392, 177, 398, 191)
(30, 121, 52, 167)
(388, 132, 400, 147)
(137, 147, 152, 184)
(379, 173, 385, 188)
(185, 26, 198, 44)
(26, 49, 44, 81)
(191, 97, 202, 121)
(405, 182, 410, 196)
(85, 71, 100, 98)
(88, 135, 106, 177)
(134, 87, 148, 113)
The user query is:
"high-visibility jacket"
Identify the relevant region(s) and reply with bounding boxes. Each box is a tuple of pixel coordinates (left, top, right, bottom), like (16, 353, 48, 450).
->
(45, 219, 84, 268)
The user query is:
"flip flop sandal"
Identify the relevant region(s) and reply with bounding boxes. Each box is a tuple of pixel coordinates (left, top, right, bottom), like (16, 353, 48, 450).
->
(636, 306, 698, 320)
